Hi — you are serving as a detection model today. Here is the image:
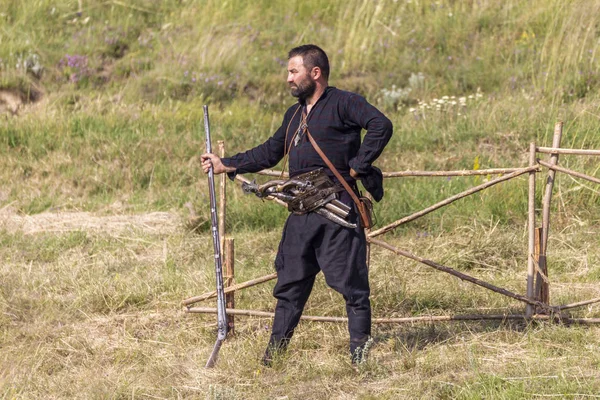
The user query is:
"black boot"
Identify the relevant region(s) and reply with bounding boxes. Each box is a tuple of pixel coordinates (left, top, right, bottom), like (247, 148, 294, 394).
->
(350, 337, 373, 365)
(262, 338, 289, 367)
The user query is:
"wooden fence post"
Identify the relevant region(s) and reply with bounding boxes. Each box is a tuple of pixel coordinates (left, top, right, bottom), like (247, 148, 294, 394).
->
(536, 122, 563, 306)
(526, 142, 537, 318)
(533, 227, 549, 305)
(224, 237, 235, 334)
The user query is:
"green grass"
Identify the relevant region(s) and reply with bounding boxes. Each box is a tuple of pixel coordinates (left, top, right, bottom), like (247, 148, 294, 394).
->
(2, 0, 600, 398)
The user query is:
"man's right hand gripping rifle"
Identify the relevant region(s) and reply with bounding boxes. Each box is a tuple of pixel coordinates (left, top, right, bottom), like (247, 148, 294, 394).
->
(201, 153, 235, 175)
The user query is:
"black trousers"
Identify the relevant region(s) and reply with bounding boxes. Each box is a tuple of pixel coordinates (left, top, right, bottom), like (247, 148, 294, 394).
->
(268, 197, 371, 354)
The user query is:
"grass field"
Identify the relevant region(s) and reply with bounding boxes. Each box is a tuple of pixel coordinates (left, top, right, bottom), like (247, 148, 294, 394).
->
(2, 0, 600, 398)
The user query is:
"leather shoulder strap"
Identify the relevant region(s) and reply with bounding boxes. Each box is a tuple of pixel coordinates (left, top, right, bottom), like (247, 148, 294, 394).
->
(306, 130, 371, 228)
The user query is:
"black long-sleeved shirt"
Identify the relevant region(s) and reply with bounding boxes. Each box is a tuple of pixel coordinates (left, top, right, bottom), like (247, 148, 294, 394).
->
(222, 86, 393, 200)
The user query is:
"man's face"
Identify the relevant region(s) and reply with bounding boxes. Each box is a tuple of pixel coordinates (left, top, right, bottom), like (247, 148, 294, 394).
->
(287, 55, 316, 101)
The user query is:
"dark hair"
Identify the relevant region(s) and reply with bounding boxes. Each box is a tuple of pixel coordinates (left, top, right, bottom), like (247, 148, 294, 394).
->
(288, 44, 330, 80)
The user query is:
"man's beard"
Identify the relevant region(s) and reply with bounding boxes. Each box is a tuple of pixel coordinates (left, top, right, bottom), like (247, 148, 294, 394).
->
(290, 75, 316, 102)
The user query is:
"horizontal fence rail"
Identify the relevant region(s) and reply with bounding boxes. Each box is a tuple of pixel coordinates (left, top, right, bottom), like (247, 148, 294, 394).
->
(183, 273, 277, 306)
(257, 168, 530, 178)
(381, 168, 525, 177)
(187, 307, 600, 325)
(536, 147, 600, 156)
(368, 165, 539, 238)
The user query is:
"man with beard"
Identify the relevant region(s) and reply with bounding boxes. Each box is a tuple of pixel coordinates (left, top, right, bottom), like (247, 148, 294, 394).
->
(201, 44, 393, 365)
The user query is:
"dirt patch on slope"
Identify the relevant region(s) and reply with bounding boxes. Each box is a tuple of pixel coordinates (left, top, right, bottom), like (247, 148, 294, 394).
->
(0, 206, 181, 235)
(0, 85, 44, 115)
(0, 89, 25, 115)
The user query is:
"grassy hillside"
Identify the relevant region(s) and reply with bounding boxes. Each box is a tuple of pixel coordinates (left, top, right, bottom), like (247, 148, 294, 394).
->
(2, 0, 600, 226)
(2, 0, 600, 398)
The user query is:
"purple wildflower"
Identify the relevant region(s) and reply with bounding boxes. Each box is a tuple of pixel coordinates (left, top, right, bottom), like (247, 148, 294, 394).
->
(58, 54, 90, 84)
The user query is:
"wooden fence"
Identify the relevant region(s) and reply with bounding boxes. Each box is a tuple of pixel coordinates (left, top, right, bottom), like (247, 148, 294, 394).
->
(183, 121, 600, 330)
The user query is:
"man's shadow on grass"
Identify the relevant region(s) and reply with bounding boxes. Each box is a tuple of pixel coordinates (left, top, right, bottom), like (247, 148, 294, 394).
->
(372, 308, 531, 352)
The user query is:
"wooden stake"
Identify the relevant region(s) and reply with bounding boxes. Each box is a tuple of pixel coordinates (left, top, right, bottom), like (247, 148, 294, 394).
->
(526, 143, 537, 317)
(182, 272, 277, 306)
(541, 123, 562, 253)
(539, 123, 562, 309)
(369, 165, 540, 238)
(534, 228, 549, 306)
(224, 237, 235, 334)
(534, 227, 541, 301)
(368, 237, 552, 311)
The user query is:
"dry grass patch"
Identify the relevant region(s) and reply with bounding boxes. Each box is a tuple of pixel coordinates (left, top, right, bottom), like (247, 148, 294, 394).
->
(1, 212, 600, 398)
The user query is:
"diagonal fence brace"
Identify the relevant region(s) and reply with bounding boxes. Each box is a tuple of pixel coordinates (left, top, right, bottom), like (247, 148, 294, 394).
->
(368, 237, 555, 313)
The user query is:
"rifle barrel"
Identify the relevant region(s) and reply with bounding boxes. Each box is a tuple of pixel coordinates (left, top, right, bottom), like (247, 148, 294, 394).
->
(204, 105, 227, 368)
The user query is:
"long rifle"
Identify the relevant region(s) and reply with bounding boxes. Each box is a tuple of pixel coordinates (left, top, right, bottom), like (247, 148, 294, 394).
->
(203, 105, 228, 368)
